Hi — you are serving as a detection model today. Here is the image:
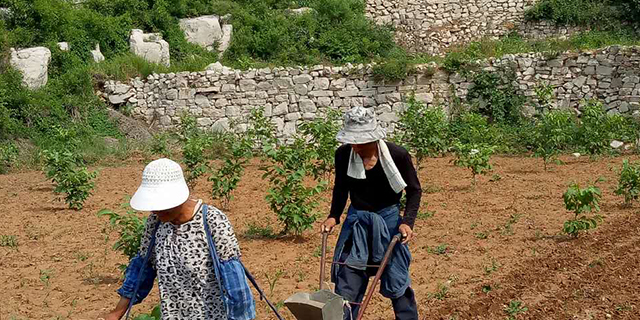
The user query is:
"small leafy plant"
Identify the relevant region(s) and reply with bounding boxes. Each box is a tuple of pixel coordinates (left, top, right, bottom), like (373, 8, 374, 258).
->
(615, 159, 640, 206)
(562, 182, 602, 237)
(0, 235, 18, 248)
(453, 143, 494, 185)
(298, 109, 342, 179)
(43, 149, 97, 210)
(133, 305, 161, 320)
(209, 133, 252, 210)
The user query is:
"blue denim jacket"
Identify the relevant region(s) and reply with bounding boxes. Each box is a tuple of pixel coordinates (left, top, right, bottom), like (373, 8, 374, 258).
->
(330, 204, 412, 299)
(117, 205, 256, 320)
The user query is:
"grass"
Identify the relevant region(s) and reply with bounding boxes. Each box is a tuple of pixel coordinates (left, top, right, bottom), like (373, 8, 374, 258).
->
(428, 283, 450, 300)
(504, 300, 528, 320)
(416, 210, 436, 220)
(501, 214, 523, 236)
(483, 259, 500, 275)
(0, 235, 18, 248)
(243, 223, 277, 239)
(475, 231, 489, 239)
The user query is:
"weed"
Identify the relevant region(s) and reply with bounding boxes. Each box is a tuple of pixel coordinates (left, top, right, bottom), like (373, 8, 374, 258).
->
(563, 182, 602, 237)
(504, 300, 528, 320)
(0, 235, 18, 248)
(133, 305, 161, 320)
(490, 174, 502, 182)
(475, 232, 489, 239)
(615, 303, 633, 312)
(615, 159, 640, 206)
(265, 269, 285, 296)
(501, 214, 522, 236)
(484, 259, 500, 275)
(74, 251, 90, 262)
(588, 258, 604, 268)
(428, 283, 450, 300)
(0, 141, 18, 174)
(416, 210, 436, 220)
(482, 284, 492, 293)
(467, 68, 525, 125)
(40, 269, 53, 287)
(428, 244, 450, 255)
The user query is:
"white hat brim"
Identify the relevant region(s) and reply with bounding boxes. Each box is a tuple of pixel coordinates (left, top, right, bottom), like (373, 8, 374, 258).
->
(130, 181, 190, 211)
(336, 126, 387, 144)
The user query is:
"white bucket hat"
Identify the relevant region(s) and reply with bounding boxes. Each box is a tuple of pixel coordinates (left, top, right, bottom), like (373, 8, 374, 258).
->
(130, 158, 190, 211)
(336, 106, 387, 144)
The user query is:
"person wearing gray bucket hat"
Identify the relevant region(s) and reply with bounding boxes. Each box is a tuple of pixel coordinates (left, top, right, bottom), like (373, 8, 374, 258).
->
(323, 106, 422, 320)
(101, 159, 257, 320)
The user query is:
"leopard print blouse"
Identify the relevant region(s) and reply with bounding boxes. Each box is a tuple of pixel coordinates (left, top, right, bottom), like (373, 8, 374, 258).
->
(138, 201, 241, 319)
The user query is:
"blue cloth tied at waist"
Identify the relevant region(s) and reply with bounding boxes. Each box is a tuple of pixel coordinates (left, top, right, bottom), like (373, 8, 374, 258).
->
(330, 205, 412, 299)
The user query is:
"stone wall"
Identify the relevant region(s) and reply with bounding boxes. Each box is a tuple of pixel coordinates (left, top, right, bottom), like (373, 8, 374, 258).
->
(365, 0, 585, 54)
(104, 46, 640, 138)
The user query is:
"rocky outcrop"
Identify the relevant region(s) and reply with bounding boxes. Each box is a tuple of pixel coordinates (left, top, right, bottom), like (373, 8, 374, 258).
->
(10, 47, 52, 89)
(129, 29, 170, 66)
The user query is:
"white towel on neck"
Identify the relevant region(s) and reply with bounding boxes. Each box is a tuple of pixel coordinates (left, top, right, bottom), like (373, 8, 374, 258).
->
(346, 140, 407, 194)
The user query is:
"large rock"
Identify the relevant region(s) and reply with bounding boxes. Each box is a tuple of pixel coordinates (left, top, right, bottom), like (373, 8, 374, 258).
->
(218, 24, 233, 57)
(129, 29, 170, 66)
(10, 47, 51, 89)
(91, 43, 105, 63)
(57, 42, 70, 52)
(0, 7, 11, 20)
(179, 15, 223, 51)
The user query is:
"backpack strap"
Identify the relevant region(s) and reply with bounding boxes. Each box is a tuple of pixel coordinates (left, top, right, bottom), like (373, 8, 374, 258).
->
(125, 221, 160, 320)
(202, 205, 285, 320)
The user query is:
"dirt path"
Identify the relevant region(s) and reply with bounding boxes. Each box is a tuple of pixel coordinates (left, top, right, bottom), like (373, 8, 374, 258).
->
(1, 155, 639, 319)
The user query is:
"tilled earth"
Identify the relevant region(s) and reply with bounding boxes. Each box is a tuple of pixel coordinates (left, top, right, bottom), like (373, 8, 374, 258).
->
(1, 155, 639, 319)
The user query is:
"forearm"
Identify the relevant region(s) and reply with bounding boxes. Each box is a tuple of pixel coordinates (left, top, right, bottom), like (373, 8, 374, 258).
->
(328, 186, 348, 223)
(402, 187, 421, 228)
(103, 297, 130, 320)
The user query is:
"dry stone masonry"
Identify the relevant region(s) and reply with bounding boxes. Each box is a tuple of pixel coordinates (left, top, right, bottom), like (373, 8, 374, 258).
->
(365, 0, 584, 54)
(103, 46, 640, 138)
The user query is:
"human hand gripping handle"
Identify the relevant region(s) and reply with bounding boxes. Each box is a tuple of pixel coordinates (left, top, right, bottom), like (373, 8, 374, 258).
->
(321, 217, 337, 233)
(399, 224, 415, 244)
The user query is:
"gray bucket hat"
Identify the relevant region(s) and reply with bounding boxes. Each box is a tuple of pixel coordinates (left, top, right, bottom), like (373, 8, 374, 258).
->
(336, 106, 387, 144)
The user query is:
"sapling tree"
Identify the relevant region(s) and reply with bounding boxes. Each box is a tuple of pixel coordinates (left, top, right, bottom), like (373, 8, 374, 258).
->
(98, 199, 147, 270)
(43, 149, 97, 210)
(179, 113, 213, 187)
(615, 159, 640, 206)
(532, 111, 574, 170)
(453, 143, 494, 185)
(209, 133, 252, 210)
(395, 95, 449, 170)
(562, 182, 603, 237)
(261, 136, 327, 235)
(298, 109, 342, 179)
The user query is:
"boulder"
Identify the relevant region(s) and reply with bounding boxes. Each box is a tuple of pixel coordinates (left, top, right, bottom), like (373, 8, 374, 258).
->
(91, 43, 105, 63)
(179, 15, 223, 51)
(10, 47, 51, 89)
(0, 7, 11, 20)
(286, 7, 315, 15)
(206, 62, 224, 72)
(218, 24, 233, 57)
(129, 29, 170, 66)
(57, 42, 70, 52)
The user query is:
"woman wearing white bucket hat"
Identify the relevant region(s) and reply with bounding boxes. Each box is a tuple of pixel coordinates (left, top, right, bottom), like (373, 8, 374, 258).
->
(322, 106, 422, 320)
(100, 158, 257, 320)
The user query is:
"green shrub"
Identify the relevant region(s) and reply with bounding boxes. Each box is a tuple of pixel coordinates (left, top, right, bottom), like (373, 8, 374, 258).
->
(562, 182, 602, 237)
(0, 141, 19, 174)
(532, 111, 576, 169)
(467, 69, 526, 125)
(179, 114, 214, 187)
(449, 112, 496, 146)
(524, 0, 621, 27)
(395, 95, 449, 168)
(615, 159, 640, 205)
(209, 133, 252, 210)
(452, 143, 494, 185)
(372, 48, 414, 83)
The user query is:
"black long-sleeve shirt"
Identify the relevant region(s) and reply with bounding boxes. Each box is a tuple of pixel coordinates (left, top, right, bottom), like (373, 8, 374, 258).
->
(328, 142, 422, 229)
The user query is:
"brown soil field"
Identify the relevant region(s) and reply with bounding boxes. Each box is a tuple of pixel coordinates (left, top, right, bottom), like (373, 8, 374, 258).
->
(1, 155, 639, 320)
